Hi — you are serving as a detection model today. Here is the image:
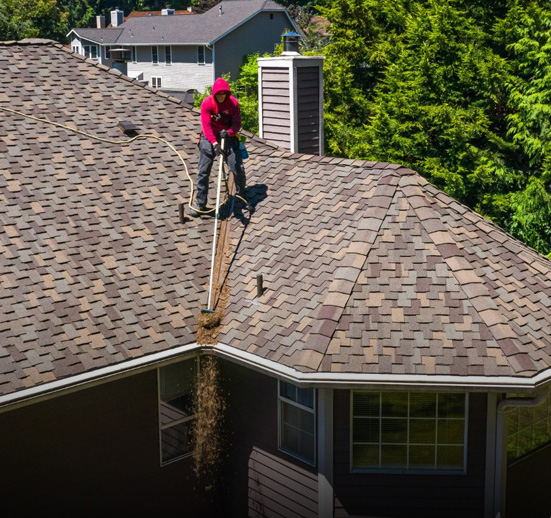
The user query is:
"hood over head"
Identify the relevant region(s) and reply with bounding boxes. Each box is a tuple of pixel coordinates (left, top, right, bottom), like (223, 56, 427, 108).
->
(212, 77, 231, 96)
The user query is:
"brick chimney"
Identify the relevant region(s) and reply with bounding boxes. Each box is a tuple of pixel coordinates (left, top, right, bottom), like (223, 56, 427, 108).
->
(258, 33, 324, 155)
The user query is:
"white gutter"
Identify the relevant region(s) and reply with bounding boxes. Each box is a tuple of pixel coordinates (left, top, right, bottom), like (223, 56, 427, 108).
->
(492, 394, 545, 518)
(0, 343, 200, 413)
(3, 340, 550, 415)
(211, 343, 550, 392)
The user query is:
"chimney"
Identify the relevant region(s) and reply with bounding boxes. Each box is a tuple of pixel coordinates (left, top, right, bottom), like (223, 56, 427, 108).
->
(111, 8, 124, 27)
(96, 15, 106, 29)
(257, 33, 324, 155)
(161, 8, 175, 15)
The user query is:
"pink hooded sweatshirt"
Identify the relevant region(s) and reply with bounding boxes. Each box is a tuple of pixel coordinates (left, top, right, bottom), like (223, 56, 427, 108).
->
(200, 77, 242, 144)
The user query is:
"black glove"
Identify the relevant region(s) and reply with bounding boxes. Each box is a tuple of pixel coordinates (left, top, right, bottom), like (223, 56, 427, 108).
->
(213, 143, 223, 157)
(219, 129, 229, 139)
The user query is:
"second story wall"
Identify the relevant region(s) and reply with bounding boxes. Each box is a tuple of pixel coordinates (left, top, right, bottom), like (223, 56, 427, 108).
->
(127, 45, 213, 92)
(215, 11, 292, 81)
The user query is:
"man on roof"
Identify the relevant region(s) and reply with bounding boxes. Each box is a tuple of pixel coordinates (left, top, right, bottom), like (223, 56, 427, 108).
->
(190, 77, 246, 217)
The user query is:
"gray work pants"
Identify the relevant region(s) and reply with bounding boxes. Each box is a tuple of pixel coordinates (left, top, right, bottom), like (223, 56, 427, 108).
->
(195, 135, 246, 207)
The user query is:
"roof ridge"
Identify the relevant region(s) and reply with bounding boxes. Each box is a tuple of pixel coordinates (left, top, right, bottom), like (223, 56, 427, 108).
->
(401, 176, 539, 375)
(293, 171, 402, 372)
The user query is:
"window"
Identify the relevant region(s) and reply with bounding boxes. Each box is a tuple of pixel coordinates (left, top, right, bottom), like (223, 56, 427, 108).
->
(72, 45, 79, 54)
(507, 386, 551, 464)
(152, 46, 158, 64)
(83, 45, 98, 60)
(159, 358, 197, 464)
(151, 76, 162, 88)
(351, 391, 467, 473)
(279, 381, 316, 465)
(165, 46, 172, 65)
(197, 45, 205, 65)
(131, 46, 137, 63)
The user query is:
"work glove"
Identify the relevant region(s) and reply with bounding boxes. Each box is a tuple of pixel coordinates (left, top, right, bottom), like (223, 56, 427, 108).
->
(219, 129, 229, 139)
(213, 143, 223, 157)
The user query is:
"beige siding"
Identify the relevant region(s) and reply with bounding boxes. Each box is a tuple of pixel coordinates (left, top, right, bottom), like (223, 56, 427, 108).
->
(260, 67, 291, 148)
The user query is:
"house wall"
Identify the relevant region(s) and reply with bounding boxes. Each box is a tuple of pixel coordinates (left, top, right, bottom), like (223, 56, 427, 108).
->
(506, 443, 551, 518)
(215, 11, 293, 81)
(332, 390, 488, 518)
(218, 360, 319, 518)
(0, 370, 210, 514)
(127, 45, 213, 92)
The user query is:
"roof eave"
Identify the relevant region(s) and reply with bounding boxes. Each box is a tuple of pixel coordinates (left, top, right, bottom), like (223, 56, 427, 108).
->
(0, 343, 201, 414)
(212, 343, 549, 393)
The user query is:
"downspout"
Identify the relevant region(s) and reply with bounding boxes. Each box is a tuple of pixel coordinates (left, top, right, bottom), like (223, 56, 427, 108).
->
(206, 43, 214, 84)
(493, 393, 545, 518)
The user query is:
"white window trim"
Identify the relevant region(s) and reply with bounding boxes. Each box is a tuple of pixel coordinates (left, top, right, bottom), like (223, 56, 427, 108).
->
(151, 76, 162, 89)
(197, 45, 205, 65)
(278, 380, 317, 466)
(152, 45, 159, 64)
(158, 358, 198, 466)
(165, 45, 172, 65)
(350, 391, 469, 474)
(83, 45, 98, 60)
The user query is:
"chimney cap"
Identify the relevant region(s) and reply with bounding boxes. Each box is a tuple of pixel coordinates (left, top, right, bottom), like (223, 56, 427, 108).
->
(282, 32, 301, 55)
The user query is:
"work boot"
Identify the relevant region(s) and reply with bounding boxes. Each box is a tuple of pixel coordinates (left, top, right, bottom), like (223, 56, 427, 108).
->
(189, 205, 207, 218)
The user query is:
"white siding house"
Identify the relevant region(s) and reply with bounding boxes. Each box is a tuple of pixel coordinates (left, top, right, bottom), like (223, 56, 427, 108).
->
(67, 0, 299, 94)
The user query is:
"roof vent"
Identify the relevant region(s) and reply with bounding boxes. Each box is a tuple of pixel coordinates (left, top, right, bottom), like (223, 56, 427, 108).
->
(282, 32, 300, 56)
(118, 121, 137, 135)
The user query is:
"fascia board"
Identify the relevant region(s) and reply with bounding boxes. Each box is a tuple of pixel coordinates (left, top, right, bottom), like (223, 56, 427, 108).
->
(211, 343, 549, 393)
(0, 343, 201, 413)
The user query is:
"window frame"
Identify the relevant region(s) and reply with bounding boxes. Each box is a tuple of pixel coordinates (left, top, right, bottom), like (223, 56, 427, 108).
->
(158, 357, 198, 466)
(131, 46, 137, 63)
(83, 45, 98, 60)
(152, 45, 159, 64)
(197, 45, 205, 65)
(350, 391, 469, 474)
(151, 76, 162, 89)
(507, 386, 551, 464)
(278, 380, 317, 466)
(165, 45, 172, 65)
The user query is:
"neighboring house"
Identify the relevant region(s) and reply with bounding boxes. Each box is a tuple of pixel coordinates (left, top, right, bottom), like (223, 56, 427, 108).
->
(2, 39, 551, 518)
(67, 0, 299, 93)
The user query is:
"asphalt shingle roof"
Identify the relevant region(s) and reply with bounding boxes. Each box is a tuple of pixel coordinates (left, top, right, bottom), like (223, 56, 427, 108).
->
(218, 157, 551, 378)
(70, 0, 288, 45)
(0, 40, 210, 397)
(2, 39, 551, 403)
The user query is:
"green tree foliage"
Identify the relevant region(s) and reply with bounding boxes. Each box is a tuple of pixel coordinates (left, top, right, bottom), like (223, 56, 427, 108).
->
(0, 0, 68, 40)
(319, 0, 551, 257)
